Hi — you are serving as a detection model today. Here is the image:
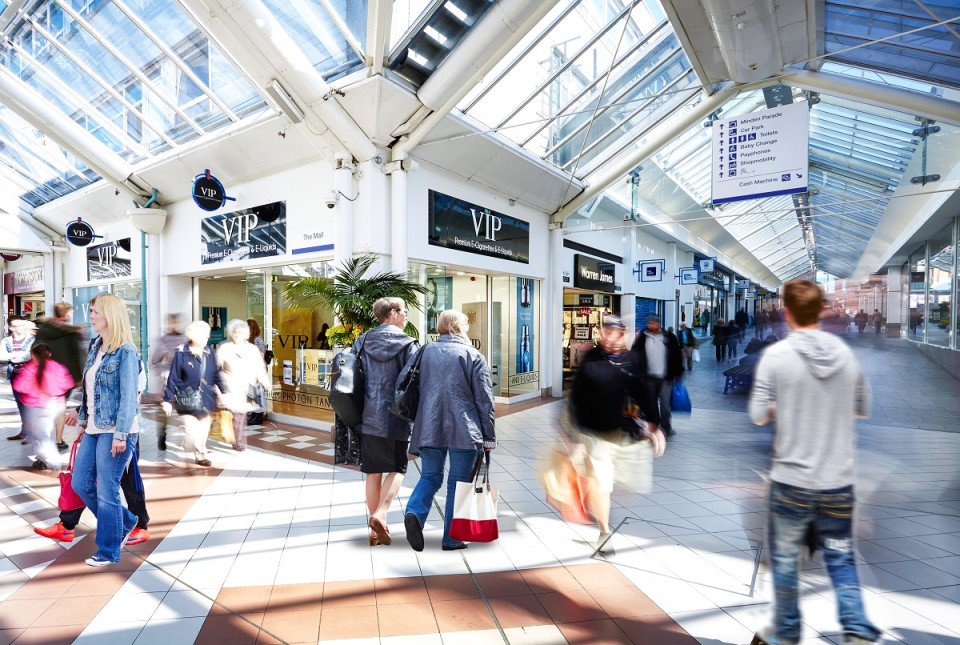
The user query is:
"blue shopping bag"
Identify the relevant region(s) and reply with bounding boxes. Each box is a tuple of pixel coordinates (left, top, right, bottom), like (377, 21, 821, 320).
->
(671, 379, 692, 414)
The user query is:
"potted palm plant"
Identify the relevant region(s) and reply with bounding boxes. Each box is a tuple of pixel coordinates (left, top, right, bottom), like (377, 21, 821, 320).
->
(282, 254, 426, 347)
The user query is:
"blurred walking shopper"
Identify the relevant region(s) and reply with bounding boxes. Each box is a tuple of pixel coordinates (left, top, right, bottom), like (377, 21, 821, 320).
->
(632, 314, 683, 440)
(67, 294, 141, 567)
(677, 323, 698, 371)
(35, 302, 86, 452)
(217, 319, 271, 451)
(712, 320, 727, 362)
(726, 320, 740, 363)
(162, 321, 219, 467)
(359, 298, 419, 546)
(871, 309, 882, 335)
(749, 280, 880, 645)
(150, 314, 185, 451)
(567, 315, 664, 555)
(404, 310, 495, 552)
(2, 318, 35, 441)
(247, 319, 266, 356)
(12, 343, 74, 471)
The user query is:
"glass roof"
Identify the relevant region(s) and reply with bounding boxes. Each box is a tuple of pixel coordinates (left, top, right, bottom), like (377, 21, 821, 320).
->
(459, 0, 699, 181)
(0, 0, 268, 208)
(648, 85, 923, 280)
(0, 104, 100, 207)
(262, 0, 367, 82)
(823, 0, 960, 91)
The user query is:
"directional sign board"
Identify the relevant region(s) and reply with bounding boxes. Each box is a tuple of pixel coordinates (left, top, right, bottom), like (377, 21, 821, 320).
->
(711, 101, 808, 205)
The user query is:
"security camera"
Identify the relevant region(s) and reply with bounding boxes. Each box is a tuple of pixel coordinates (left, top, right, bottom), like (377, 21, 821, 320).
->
(325, 191, 339, 209)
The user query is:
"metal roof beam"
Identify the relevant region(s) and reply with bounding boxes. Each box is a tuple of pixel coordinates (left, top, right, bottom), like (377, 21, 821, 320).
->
(781, 69, 960, 126)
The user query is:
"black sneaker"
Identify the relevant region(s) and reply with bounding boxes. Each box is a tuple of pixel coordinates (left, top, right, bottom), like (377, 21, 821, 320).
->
(404, 514, 424, 552)
(158, 437, 167, 451)
(56, 441, 69, 452)
(32, 460, 49, 471)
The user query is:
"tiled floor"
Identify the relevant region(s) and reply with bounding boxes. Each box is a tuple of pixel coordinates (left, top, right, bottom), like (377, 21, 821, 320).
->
(0, 332, 958, 644)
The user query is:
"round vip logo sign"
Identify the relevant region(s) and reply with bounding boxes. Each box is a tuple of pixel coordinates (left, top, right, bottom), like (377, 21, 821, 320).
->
(66, 219, 99, 247)
(193, 169, 235, 212)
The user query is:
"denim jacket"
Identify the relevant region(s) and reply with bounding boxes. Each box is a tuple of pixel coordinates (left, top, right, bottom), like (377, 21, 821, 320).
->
(77, 338, 141, 439)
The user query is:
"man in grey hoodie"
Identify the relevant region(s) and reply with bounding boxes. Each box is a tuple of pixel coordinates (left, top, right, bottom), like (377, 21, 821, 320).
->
(749, 280, 880, 645)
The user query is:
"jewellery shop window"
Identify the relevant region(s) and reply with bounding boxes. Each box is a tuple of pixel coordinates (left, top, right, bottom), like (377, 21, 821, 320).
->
(263, 262, 337, 424)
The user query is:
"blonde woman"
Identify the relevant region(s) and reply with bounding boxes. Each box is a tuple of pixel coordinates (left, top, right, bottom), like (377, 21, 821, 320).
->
(162, 321, 219, 466)
(217, 319, 270, 451)
(66, 294, 141, 566)
(403, 310, 496, 552)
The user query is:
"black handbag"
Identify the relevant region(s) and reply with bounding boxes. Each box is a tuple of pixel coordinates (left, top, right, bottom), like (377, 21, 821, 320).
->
(390, 345, 424, 423)
(173, 353, 206, 414)
(329, 334, 366, 428)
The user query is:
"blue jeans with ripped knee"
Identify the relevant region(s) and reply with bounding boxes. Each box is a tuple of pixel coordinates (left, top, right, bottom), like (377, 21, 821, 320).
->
(768, 481, 880, 644)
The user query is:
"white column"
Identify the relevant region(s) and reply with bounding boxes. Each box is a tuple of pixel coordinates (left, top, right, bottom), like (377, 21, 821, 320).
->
(390, 167, 408, 274)
(885, 265, 903, 338)
(547, 226, 564, 397)
(622, 226, 637, 340)
(334, 153, 355, 269)
(44, 251, 61, 306)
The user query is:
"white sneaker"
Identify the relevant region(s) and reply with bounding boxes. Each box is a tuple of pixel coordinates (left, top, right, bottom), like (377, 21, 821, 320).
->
(597, 532, 615, 556)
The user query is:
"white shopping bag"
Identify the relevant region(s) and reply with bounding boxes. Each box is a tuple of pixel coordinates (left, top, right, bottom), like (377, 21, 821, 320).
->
(449, 452, 499, 542)
(692, 348, 701, 362)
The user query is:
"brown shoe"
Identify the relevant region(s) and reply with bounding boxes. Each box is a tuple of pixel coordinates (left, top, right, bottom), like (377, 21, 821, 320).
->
(197, 459, 212, 467)
(368, 517, 392, 546)
(6, 433, 23, 441)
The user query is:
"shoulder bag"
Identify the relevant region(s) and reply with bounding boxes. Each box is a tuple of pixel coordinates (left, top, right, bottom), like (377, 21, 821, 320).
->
(173, 351, 206, 414)
(58, 437, 85, 511)
(329, 333, 366, 428)
(390, 345, 424, 423)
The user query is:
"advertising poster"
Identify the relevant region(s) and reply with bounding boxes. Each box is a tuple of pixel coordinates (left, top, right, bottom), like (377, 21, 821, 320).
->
(202, 306, 228, 345)
(426, 277, 453, 334)
(86, 239, 132, 280)
(515, 278, 534, 374)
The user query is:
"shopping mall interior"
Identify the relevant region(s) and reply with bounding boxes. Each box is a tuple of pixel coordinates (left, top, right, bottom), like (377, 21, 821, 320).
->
(0, 1, 959, 643)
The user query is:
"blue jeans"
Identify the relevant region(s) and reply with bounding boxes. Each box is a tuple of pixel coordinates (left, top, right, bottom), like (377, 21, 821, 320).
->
(406, 447, 480, 548)
(73, 432, 137, 562)
(768, 482, 880, 644)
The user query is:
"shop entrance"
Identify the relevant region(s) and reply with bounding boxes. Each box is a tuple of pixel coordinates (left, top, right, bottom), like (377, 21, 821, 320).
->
(409, 263, 541, 402)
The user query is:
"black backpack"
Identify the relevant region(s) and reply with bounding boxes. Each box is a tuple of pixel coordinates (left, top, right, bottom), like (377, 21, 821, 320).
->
(329, 333, 366, 428)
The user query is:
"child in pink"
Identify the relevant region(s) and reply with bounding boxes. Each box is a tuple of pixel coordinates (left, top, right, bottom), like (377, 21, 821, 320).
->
(13, 342, 74, 470)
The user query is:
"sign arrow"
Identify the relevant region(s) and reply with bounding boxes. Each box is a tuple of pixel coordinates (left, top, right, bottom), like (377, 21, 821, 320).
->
(719, 172, 724, 177)
(796, 172, 803, 179)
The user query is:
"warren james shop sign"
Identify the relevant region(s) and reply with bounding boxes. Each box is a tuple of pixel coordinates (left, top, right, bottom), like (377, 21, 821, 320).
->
(201, 201, 287, 265)
(573, 254, 615, 293)
(428, 190, 529, 264)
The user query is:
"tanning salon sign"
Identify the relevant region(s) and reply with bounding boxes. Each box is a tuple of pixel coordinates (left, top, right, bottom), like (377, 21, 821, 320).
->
(201, 201, 287, 265)
(87, 239, 132, 280)
(428, 190, 529, 264)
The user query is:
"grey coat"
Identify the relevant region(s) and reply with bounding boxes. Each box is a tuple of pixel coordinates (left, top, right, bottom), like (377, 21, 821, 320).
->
(408, 333, 496, 454)
(359, 324, 418, 441)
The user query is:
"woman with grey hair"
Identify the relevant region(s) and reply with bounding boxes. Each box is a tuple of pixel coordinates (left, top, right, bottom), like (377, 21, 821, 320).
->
(358, 297, 419, 546)
(162, 321, 220, 466)
(216, 319, 271, 451)
(403, 309, 496, 552)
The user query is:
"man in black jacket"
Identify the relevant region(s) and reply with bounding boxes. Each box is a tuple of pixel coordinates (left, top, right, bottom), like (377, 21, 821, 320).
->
(632, 314, 684, 439)
(35, 302, 86, 452)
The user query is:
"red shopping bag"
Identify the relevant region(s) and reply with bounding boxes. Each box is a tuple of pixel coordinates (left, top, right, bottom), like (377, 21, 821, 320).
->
(58, 437, 85, 511)
(449, 452, 499, 543)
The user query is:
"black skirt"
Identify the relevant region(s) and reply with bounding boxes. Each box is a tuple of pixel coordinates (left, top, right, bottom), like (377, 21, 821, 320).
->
(359, 434, 408, 474)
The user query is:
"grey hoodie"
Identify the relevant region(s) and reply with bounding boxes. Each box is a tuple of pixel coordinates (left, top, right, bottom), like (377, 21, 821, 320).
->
(749, 329, 870, 489)
(359, 324, 418, 441)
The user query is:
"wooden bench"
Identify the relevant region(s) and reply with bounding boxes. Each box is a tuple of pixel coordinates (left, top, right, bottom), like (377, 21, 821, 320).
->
(723, 363, 755, 393)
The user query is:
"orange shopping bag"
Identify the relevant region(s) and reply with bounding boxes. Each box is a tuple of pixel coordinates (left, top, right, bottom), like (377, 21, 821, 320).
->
(539, 449, 592, 524)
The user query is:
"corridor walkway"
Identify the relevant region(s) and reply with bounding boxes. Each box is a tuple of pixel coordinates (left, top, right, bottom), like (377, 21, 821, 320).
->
(0, 334, 957, 644)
